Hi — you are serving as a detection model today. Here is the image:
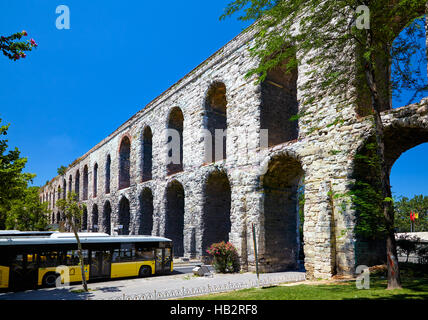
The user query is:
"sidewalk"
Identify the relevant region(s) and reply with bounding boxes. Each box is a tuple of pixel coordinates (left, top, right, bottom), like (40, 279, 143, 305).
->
(0, 271, 306, 300)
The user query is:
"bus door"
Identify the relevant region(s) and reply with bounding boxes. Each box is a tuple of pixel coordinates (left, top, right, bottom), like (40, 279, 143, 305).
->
(10, 253, 38, 290)
(155, 249, 165, 274)
(155, 248, 172, 274)
(89, 250, 111, 279)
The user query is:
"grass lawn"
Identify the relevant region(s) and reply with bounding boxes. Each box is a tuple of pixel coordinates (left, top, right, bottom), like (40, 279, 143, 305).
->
(182, 264, 428, 300)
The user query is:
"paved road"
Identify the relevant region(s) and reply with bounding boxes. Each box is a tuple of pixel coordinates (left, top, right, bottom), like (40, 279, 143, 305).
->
(0, 267, 305, 300)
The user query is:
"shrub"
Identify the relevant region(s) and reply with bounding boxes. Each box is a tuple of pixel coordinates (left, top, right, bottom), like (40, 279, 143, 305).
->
(206, 241, 240, 273)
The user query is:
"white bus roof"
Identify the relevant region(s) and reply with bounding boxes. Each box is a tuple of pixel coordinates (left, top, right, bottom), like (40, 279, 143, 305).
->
(0, 234, 172, 246)
(0, 230, 57, 237)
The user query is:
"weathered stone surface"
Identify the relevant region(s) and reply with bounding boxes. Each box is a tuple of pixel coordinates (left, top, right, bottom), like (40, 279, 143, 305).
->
(40, 23, 428, 280)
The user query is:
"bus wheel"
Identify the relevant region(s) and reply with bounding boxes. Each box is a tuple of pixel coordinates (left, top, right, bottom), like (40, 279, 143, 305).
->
(138, 266, 151, 278)
(43, 273, 59, 288)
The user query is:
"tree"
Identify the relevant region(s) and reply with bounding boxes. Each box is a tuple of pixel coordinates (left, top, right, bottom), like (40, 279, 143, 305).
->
(0, 117, 36, 229)
(0, 30, 37, 61)
(395, 195, 428, 232)
(5, 186, 50, 231)
(56, 192, 89, 292)
(221, 0, 427, 289)
(57, 166, 67, 176)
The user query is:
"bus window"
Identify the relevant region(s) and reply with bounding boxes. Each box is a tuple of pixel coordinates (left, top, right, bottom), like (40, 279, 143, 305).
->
(135, 249, 154, 261)
(120, 247, 133, 262)
(11, 254, 24, 273)
(27, 254, 37, 269)
(112, 249, 120, 263)
(39, 252, 59, 268)
(65, 250, 89, 266)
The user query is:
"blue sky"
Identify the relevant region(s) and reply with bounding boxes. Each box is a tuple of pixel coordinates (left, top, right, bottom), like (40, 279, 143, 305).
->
(0, 1, 426, 199)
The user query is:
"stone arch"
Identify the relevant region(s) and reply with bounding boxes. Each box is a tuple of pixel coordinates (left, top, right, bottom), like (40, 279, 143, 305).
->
(261, 56, 299, 147)
(351, 110, 428, 266)
(166, 107, 184, 175)
(83, 165, 89, 200)
(141, 126, 153, 182)
(92, 204, 99, 232)
(204, 82, 227, 163)
(201, 170, 231, 255)
(260, 153, 304, 272)
(165, 180, 185, 257)
(102, 200, 112, 235)
(119, 136, 131, 190)
(139, 187, 154, 235)
(105, 154, 111, 194)
(384, 127, 428, 173)
(93, 163, 98, 198)
(118, 196, 131, 235)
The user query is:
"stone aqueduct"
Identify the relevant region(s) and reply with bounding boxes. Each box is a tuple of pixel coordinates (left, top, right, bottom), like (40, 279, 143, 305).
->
(41, 21, 428, 279)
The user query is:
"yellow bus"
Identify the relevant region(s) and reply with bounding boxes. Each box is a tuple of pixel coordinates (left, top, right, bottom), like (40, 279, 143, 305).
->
(0, 232, 173, 291)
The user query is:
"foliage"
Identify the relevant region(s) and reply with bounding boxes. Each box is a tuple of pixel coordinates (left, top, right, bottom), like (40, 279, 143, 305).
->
(0, 30, 38, 61)
(220, 0, 426, 108)
(350, 140, 387, 239)
(56, 192, 85, 230)
(206, 241, 240, 273)
(0, 117, 36, 229)
(394, 195, 428, 232)
(5, 186, 49, 231)
(57, 166, 67, 176)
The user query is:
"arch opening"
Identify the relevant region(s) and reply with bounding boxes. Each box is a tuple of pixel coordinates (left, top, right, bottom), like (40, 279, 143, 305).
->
(261, 58, 299, 147)
(92, 204, 99, 232)
(81, 206, 88, 231)
(166, 107, 184, 175)
(68, 175, 72, 195)
(93, 163, 98, 198)
(119, 137, 131, 190)
(261, 154, 304, 272)
(102, 201, 112, 235)
(165, 180, 185, 257)
(74, 171, 80, 201)
(118, 196, 131, 235)
(62, 180, 66, 199)
(201, 171, 231, 255)
(105, 155, 111, 194)
(204, 82, 227, 163)
(142, 126, 153, 182)
(139, 188, 154, 235)
(83, 165, 89, 200)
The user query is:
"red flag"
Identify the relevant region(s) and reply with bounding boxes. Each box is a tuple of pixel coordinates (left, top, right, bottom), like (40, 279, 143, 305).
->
(410, 212, 415, 222)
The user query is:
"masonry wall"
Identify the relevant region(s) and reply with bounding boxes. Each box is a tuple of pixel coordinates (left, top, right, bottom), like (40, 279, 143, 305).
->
(41, 21, 428, 280)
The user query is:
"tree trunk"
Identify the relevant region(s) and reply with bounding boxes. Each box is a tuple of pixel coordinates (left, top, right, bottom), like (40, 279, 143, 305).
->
(364, 46, 402, 289)
(71, 223, 88, 292)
